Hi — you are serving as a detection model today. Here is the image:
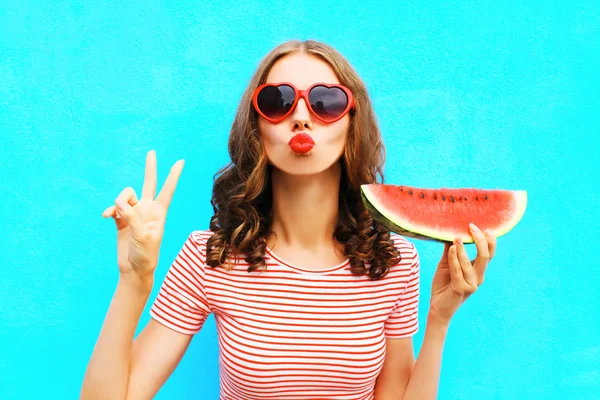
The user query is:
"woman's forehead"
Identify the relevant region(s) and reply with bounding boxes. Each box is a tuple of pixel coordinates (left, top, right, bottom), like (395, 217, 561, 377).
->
(265, 53, 340, 88)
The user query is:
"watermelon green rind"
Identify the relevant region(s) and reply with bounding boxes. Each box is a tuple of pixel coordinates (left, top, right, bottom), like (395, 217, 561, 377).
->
(361, 189, 442, 242)
(361, 185, 527, 243)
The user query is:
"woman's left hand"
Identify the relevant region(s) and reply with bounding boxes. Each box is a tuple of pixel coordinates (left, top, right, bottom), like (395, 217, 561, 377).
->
(428, 223, 497, 326)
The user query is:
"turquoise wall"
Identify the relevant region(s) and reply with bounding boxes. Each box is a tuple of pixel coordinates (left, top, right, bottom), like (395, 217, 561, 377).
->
(1, 1, 598, 399)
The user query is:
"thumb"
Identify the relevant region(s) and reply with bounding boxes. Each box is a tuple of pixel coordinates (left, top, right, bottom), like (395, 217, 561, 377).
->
(116, 200, 145, 235)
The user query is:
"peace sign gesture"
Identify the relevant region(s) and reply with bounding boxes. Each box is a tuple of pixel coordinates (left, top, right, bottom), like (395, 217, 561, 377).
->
(101, 150, 184, 283)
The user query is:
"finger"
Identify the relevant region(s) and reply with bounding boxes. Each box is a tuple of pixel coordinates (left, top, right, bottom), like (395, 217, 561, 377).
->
(469, 223, 491, 281)
(115, 187, 140, 218)
(103, 190, 139, 219)
(102, 205, 116, 218)
(115, 187, 139, 206)
(485, 229, 497, 259)
(156, 159, 185, 210)
(448, 245, 464, 287)
(115, 199, 145, 236)
(455, 238, 477, 287)
(141, 150, 157, 200)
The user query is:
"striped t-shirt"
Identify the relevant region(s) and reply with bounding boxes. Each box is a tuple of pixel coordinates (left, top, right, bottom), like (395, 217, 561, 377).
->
(150, 230, 420, 400)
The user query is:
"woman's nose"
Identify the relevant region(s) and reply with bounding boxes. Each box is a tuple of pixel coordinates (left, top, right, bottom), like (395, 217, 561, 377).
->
(291, 98, 313, 130)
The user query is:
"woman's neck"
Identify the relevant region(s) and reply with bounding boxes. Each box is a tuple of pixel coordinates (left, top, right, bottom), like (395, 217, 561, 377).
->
(268, 162, 342, 251)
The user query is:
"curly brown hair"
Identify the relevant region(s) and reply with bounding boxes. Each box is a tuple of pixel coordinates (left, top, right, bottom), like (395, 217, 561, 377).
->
(205, 39, 401, 280)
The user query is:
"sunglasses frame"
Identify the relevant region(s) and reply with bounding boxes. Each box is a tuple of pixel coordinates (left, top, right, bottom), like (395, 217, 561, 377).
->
(252, 82, 355, 124)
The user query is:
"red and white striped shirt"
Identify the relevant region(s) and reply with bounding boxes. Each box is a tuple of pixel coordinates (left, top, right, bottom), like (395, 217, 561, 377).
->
(150, 230, 420, 400)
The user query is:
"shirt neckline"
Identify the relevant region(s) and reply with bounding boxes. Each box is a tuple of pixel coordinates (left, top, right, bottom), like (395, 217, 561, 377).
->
(265, 245, 351, 274)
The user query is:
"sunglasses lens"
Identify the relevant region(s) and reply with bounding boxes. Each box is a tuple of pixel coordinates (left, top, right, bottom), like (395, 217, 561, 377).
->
(309, 86, 349, 121)
(256, 85, 295, 120)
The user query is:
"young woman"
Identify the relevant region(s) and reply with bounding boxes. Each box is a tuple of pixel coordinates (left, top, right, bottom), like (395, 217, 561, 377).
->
(81, 40, 496, 400)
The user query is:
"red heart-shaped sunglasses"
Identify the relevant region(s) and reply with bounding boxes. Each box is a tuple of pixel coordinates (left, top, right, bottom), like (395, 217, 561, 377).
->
(252, 82, 355, 124)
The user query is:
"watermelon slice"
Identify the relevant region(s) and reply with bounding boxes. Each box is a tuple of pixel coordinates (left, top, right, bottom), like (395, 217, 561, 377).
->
(361, 184, 527, 243)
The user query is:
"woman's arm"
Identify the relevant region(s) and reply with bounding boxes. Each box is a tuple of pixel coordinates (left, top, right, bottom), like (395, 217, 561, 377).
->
(373, 315, 447, 400)
(80, 275, 192, 399)
(80, 275, 152, 398)
(82, 151, 192, 398)
(400, 316, 448, 399)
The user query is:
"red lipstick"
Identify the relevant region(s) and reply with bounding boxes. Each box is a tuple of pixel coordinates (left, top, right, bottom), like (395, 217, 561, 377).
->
(288, 133, 315, 154)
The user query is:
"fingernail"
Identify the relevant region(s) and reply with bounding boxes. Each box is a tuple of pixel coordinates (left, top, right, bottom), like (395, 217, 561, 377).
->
(469, 223, 476, 231)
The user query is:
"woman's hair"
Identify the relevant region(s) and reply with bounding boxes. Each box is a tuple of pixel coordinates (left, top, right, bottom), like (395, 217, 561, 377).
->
(205, 39, 401, 280)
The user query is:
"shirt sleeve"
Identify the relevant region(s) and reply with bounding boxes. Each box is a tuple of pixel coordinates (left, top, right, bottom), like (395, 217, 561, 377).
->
(149, 232, 212, 335)
(384, 242, 420, 338)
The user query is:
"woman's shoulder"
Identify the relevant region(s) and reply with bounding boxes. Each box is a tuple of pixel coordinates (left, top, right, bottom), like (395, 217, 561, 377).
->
(175, 229, 214, 262)
(186, 229, 214, 246)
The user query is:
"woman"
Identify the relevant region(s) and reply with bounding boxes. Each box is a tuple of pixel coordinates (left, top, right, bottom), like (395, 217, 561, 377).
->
(81, 40, 496, 400)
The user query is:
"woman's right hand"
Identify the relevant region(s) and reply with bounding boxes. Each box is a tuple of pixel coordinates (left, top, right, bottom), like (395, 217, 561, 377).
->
(101, 150, 184, 284)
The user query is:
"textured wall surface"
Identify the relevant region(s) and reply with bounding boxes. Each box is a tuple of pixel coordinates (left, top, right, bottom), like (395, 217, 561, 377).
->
(1, 1, 598, 399)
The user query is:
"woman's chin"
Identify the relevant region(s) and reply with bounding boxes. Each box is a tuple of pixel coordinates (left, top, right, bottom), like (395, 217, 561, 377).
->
(269, 153, 342, 177)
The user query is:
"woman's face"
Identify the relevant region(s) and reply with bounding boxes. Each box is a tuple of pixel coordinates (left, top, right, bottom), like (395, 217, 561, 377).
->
(258, 52, 350, 176)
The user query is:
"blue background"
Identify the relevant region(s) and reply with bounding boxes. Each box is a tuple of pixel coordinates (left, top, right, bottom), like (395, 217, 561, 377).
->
(1, 0, 598, 399)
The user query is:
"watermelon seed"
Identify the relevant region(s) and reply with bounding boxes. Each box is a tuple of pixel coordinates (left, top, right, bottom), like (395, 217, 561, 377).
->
(433, 194, 437, 200)
(420, 193, 425, 199)
(408, 190, 413, 195)
(450, 196, 455, 202)
(484, 195, 488, 201)
(476, 196, 479, 201)
(441, 195, 446, 201)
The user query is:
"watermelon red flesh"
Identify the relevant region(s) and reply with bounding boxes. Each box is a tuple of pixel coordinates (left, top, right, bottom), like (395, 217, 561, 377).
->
(361, 184, 527, 243)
